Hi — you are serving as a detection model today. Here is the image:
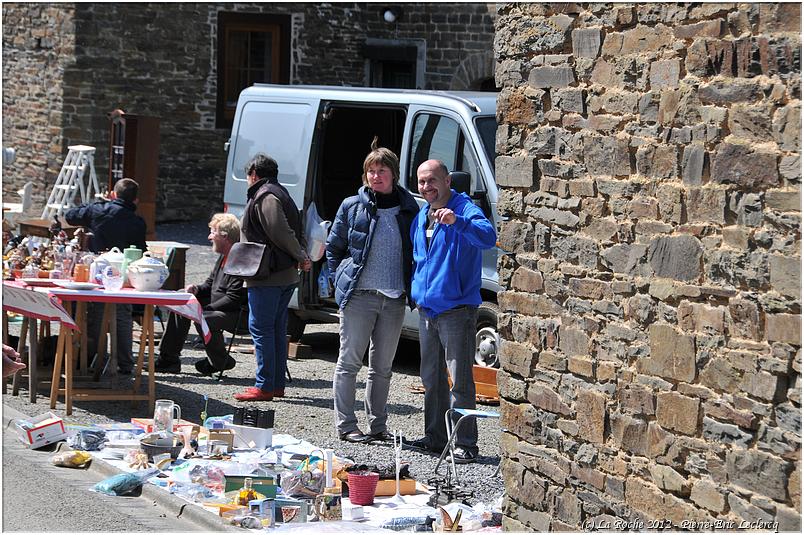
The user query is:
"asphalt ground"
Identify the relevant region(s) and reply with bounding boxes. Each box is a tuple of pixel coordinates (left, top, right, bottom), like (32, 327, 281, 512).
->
(2, 220, 505, 520)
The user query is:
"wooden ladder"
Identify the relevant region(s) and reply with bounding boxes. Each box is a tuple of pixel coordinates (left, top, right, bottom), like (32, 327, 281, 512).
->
(41, 145, 102, 219)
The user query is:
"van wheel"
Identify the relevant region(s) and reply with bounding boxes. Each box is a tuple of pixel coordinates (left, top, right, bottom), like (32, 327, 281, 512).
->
(287, 311, 306, 343)
(475, 301, 500, 368)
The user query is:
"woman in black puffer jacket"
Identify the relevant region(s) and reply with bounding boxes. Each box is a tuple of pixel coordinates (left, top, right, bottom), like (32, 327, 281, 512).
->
(325, 140, 419, 444)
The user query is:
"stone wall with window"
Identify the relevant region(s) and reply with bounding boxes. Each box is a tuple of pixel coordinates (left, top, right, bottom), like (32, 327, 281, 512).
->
(2, 2, 495, 222)
(494, 3, 800, 531)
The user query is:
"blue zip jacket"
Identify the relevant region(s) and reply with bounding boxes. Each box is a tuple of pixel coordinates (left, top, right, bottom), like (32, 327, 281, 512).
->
(411, 190, 496, 317)
(326, 185, 419, 309)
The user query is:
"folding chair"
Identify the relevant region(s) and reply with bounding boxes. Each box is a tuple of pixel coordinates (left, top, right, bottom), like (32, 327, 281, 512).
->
(434, 407, 500, 485)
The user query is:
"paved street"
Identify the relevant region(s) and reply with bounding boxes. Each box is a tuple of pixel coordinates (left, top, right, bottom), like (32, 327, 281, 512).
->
(2, 405, 223, 532)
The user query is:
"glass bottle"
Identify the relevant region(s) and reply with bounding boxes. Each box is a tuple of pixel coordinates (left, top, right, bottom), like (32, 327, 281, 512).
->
(237, 477, 257, 506)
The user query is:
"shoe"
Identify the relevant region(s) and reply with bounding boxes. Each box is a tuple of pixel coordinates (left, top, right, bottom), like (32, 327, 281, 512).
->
(452, 446, 478, 464)
(195, 359, 216, 376)
(154, 359, 181, 373)
(117, 367, 132, 376)
(402, 436, 441, 453)
(196, 357, 237, 376)
(339, 430, 370, 443)
(367, 430, 394, 443)
(234, 387, 273, 401)
(272, 388, 285, 398)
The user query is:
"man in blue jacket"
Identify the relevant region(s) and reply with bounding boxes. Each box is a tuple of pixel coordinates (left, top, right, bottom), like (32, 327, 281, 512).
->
(406, 159, 496, 463)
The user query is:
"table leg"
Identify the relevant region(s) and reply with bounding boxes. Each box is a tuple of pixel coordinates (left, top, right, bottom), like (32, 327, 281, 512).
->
(109, 304, 118, 374)
(65, 326, 74, 415)
(27, 317, 38, 403)
(50, 330, 67, 409)
(12, 317, 29, 396)
(147, 306, 156, 414)
(2, 311, 8, 394)
(76, 301, 88, 375)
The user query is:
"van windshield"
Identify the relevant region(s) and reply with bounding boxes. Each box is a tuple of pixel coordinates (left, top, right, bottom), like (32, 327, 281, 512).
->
(475, 116, 496, 177)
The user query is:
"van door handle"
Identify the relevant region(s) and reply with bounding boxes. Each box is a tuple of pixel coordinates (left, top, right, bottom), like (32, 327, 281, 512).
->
(224, 140, 230, 152)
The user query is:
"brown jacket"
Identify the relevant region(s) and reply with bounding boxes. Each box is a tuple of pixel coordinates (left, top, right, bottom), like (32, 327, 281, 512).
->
(242, 194, 307, 287)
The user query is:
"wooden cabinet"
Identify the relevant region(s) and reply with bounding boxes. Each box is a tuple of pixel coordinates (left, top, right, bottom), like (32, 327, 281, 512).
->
(108, 110, 160, 240)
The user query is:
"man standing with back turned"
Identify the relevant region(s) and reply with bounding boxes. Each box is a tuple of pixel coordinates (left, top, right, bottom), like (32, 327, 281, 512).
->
(405, 159, 496, 463)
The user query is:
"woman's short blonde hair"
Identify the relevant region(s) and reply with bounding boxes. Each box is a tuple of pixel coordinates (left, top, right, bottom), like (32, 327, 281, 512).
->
(362, 136, 400, 187)
(209, 213, 241, 243)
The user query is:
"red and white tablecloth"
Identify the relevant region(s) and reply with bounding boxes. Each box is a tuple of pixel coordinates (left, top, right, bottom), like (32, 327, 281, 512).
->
(2, 281, 210, 342)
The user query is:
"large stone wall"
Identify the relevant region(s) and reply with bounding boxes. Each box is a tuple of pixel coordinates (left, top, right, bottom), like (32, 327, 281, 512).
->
(2, 2, 495, 222)
(494, 3, 801, 531)
(1, 4, 75, 209)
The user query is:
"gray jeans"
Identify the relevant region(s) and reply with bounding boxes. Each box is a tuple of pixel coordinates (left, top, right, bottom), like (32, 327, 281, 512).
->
(334, 291, 406, 435)
(419, 306, 478, 453)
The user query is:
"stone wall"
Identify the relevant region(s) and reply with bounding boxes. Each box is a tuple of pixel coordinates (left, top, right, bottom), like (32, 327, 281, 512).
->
(494, 3, 801, 531)
(2, 4, 75, 209)
(2, 2, 495, 222)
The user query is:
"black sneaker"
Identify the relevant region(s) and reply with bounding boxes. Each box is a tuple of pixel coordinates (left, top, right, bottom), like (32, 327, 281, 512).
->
(339, 430, 371, 443)
(154, 359, 181, 373)
(195, 358, 216, 376)
(367, 430, 394, 444)
(452, 446, 478, 464)
(117, 367, 132, 376)
(402, 436, 441, 453)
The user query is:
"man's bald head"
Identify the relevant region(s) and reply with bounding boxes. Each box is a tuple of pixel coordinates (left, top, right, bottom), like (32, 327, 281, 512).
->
(417, 159, 452, 208)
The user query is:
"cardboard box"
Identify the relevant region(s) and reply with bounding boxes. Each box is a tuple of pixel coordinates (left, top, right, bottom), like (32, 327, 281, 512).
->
(224, 422, 273, 449)
(207, 429, 235, 453)
(374, 478, 417, 496)
(14, 412, 68, 449)
(130, 417, 200, 434)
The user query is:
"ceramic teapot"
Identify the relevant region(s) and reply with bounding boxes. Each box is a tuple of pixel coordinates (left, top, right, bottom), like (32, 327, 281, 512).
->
(90, 247, 125, 284)
(126, 252, 169, 291)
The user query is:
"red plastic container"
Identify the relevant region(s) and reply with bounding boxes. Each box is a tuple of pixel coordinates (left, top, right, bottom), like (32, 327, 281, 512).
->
(347, 471, 380, 506)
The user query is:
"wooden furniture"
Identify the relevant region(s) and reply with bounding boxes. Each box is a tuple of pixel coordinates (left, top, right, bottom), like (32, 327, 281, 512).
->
(4, 281, 207, 415)
(17, 217, 78, 239)
(108, 110, 160, 240)
(146, 241, 190, 290)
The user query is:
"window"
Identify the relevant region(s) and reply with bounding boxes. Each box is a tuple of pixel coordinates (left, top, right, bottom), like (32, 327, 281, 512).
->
(363, 39, 424, 89)
(408, 113, 484, 191)
(217, 13, 290, 128)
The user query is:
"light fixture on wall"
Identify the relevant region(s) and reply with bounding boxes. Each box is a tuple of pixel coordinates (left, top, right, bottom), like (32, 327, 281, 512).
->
(383, 7, 402, 24)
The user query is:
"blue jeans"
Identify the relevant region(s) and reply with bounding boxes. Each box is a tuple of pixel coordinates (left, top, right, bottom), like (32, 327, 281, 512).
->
(248, 285, 295, 392)
(418, 306, 478, 453)
(334, 291, 406, 435)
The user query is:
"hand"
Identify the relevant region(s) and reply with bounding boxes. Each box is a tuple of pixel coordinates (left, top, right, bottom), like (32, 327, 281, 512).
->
(432, 208, 456, 225)
(300, 258, 312, 272)
(184, 284, 197, 295)
(2, 344, 19, 360)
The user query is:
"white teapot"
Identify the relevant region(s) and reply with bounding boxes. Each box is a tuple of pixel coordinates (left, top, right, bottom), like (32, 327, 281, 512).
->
(90, 247, 125, 284)
(126, 252, 169, 291)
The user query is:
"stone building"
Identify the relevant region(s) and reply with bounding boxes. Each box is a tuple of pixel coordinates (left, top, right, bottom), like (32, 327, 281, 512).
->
(494, 2, 801, 531)
(2, 2, 495, 222)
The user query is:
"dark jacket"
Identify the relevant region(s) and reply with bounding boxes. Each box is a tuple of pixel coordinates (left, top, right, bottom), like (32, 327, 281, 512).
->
(240, 178, 307, 287)
(198, 255, 248, 313)
(326, 184, 419, 309)
(64, 199, 147, 253)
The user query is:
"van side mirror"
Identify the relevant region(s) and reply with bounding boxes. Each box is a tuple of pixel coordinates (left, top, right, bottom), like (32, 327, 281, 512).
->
(449, 171, 471, 195)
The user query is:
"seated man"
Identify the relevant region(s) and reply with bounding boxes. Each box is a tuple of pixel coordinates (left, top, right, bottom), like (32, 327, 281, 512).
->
(154, 213, 247, 375)
(65, 177, 147, 374)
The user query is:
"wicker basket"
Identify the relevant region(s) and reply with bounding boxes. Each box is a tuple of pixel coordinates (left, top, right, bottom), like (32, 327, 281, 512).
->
(347, 471, 379, 506)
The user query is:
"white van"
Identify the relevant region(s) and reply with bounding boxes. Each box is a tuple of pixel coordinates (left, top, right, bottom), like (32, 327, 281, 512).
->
(222, 84, 501, 367)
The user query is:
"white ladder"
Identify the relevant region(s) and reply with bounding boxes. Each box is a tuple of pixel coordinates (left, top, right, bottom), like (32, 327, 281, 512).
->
(41, 145, 102, 219)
